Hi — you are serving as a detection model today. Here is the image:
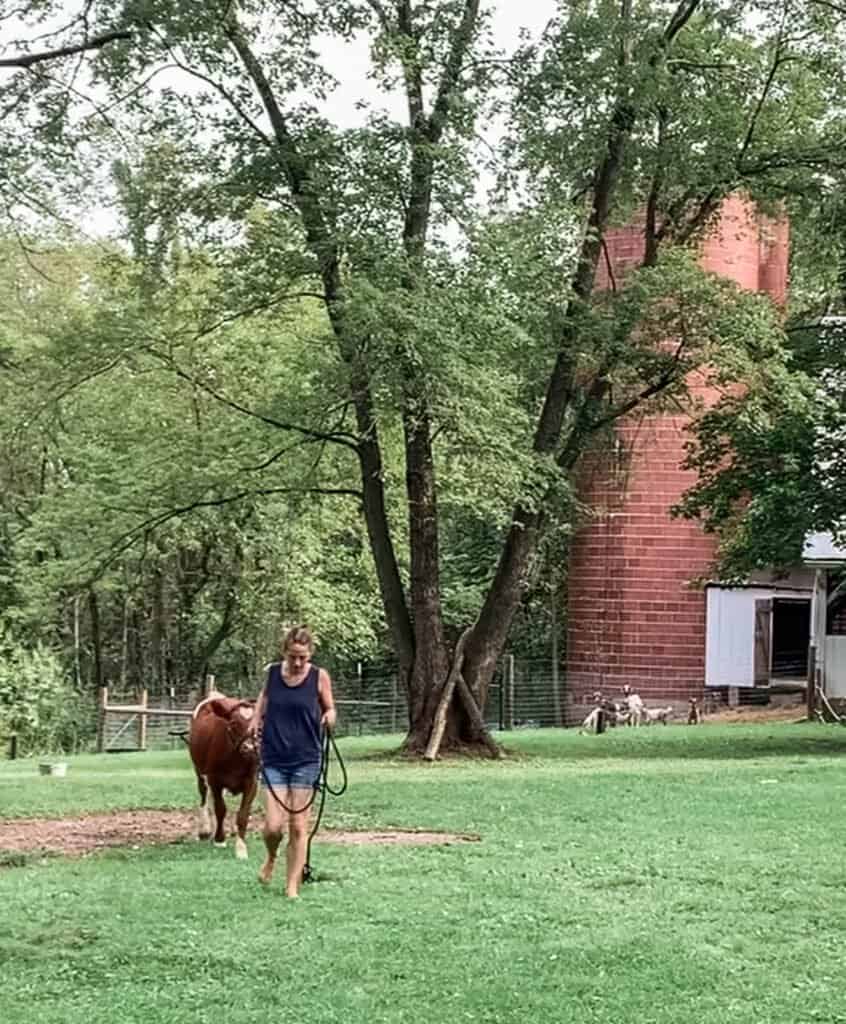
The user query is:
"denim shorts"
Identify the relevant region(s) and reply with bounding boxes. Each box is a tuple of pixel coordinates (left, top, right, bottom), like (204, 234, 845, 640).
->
(261, 762, 321, 791)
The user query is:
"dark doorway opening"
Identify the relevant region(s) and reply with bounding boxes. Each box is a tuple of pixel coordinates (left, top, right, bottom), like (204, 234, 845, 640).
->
(771, 598, 810, 679)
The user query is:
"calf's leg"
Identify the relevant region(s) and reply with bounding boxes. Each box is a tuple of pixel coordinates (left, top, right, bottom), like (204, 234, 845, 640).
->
(211, 784, 227, 847)
(234, 777, 256, 861)
(196, 773, 211, 840)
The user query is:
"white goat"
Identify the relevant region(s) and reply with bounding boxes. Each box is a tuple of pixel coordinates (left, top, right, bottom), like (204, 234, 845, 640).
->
(626, 691, 646, 727)
(643, 704, 674, 725)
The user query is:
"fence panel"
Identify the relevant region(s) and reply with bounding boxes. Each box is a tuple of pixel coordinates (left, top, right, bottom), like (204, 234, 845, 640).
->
(86, 660, 738, 752)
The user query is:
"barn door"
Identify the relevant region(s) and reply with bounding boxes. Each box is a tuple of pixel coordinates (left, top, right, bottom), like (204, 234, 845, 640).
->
(753, 599, 773, 686)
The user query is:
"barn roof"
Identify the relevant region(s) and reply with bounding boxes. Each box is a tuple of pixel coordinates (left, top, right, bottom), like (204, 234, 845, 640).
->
(802, 531, 846, 566)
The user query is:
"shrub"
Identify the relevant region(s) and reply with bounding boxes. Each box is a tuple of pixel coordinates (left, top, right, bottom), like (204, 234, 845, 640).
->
(0, 629, 91, 755)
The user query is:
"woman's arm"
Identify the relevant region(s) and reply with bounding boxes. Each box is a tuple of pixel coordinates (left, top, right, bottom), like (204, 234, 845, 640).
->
(318, 668, 337, 732)
(249, 665, 272, 735)
(250, 687, 267, 735)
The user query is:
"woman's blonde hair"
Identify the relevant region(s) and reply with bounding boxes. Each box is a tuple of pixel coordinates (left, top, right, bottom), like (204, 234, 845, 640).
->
(282, 624, 314, 654)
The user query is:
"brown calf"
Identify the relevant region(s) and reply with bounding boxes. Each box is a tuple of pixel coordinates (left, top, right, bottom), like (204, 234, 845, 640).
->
(188, 692, 258, 859)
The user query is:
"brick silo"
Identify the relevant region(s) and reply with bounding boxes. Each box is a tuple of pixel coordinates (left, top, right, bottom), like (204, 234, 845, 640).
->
(566, 196, 789, 706)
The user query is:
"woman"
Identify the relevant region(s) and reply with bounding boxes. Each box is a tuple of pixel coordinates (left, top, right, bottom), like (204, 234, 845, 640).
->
(250, 624, 337, 898)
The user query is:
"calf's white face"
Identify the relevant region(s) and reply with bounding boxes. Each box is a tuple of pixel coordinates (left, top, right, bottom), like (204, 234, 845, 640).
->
(230, 703, 257, 755)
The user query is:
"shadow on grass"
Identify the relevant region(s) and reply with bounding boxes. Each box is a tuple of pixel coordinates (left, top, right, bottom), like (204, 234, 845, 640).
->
(504, 723, 846, 762)
(335, 723, 846, 766)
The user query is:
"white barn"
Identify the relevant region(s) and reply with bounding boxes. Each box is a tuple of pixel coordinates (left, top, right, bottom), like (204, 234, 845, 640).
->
(704, 532, 846, 701)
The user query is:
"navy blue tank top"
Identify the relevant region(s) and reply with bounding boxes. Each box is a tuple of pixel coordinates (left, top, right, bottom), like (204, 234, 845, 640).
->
(261, 663, 322, 769)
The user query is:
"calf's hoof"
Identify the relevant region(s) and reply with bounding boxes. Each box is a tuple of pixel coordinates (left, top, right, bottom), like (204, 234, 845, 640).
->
(235, 837, 248, 860)
(213, 840, 227, 848)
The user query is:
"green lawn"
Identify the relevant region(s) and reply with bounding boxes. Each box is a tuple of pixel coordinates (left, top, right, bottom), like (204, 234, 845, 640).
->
(2, 724, 846, 1024)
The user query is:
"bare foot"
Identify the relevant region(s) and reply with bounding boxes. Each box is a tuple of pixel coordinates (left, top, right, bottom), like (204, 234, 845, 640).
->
(258, 857, 276, 885)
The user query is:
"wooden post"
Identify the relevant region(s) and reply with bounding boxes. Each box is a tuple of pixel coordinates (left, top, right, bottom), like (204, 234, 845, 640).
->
(356, 661, 363, 736)
(424, 629, 472, 761)
(505, 654, 515, 730)
(96, 686, 108, 753)
(120, 595, 129, 690)
(498, 668, 505, 731)
(455, 676, 501, 758)
(204, 673, 215, 697)
(551, 609, 563, 727)
(73, 595, 82, 690)
(808, 569, 824, 722)
(9, 734, 17, 760)
(138, 688, 148, 750)
(390, 674, 398, 732)
(806, 644, 817, 721)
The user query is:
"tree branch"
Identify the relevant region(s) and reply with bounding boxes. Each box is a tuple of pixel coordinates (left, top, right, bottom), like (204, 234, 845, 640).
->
(86, 485, 361, 584)
(427, 0, 481, 145)
(225, 16, 340, 284)
(674, 184, 725, 246)
(0, 29, 132, 68)
(807, 0, 846, 13)
(737, 9, 790, 171)
(397, 0, 482, 257)
(364, 0, 392, 33)
(187, 289, 327, 344)
(144, 25, 274, 149)
(143, 344, 360, 451)
(644, 106, 669, 267)
(221, 14, 415, 672)
(666, 17, 794, 248)
(663, 0, 704, 45)
(556, 339, 689, 473)
(397, 1, 425, 131)
(466, 0, 705, 682)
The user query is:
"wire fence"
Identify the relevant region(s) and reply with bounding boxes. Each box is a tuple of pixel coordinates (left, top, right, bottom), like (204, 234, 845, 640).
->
(90, 658, 787, 751)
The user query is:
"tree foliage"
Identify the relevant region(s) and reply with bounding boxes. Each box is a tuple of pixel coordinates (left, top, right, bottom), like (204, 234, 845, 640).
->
(2, 1, 846, 754)
(675, 318, 846, 578)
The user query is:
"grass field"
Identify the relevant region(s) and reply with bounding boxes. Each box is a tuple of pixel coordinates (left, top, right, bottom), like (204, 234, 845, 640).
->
(2, 724, 846, 1024)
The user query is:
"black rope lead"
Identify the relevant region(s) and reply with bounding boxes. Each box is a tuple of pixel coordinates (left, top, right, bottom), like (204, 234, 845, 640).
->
(259, 728, 348, 884)
(303, 729, 348, 883)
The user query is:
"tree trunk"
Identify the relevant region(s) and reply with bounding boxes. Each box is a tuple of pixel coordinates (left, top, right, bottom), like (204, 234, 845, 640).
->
(73, 595, 83, 690)
(88, 589, 103, 693)
(131, 607, 144, 694)
(194, 594, 236, 684)
(461, 507, 546, 713)
(403, 407, 449, 732)
(354, 399, 416, 688)
(441, 6, 645, 727)
(152, 565, 166, 694)
(120, 593, 129, 690)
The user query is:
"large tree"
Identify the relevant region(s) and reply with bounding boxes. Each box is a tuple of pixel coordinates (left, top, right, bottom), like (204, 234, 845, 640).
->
(2, 0, 845, 754)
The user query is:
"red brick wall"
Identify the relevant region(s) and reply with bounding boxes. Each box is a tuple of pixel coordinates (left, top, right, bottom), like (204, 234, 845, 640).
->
(566, 197, 789, 699)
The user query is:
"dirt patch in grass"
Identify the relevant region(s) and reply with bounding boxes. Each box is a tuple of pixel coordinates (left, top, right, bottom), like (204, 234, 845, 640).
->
(704, 704, 808, 725)
(0, 809, 479, 860)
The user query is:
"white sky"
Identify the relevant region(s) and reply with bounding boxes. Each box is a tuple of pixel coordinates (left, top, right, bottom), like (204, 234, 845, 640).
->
(1, 2, 557, 120)
(311, 2, 556, 125)
(1, 2, 559, 237)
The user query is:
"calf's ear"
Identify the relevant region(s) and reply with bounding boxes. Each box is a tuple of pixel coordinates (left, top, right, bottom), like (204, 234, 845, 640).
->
(207, 699, 232, 719)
